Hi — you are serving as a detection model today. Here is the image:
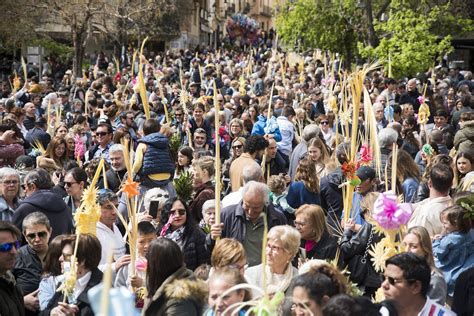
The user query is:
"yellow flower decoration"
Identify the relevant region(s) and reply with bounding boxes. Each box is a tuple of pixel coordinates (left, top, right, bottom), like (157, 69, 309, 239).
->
(369, 242, 390, 273)
(57, 267, 77, 299)
(122, 177, 139, 198)
(74, 186, 100, 235)
(374, 288, 385, 303)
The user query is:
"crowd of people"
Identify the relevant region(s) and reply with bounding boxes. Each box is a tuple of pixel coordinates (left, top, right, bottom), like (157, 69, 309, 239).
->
(0, 45, 474, 316)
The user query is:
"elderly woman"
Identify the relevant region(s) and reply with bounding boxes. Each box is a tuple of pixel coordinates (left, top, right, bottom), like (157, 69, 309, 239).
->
(200, 199, 218, 233)
(160, 197, 210, 271)
(245, 225, 300, 295)
(189, 156, 215, 222)
(211, 238, 247, 276)
(294, 204, 338, 262)
(0, 167, 21, 222)
(142, 187, 171, 228)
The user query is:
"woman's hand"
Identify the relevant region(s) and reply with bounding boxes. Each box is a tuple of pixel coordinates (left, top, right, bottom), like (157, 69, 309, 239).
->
(344, 219, 357, 232)
(50, 302, 79, 316)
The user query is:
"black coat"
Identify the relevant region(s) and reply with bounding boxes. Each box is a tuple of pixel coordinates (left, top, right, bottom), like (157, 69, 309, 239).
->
(40, 268, 103, 316)
(0, 272, 25, 316)
(320, 168, 344, 231)
(305, 231, 338, 261)
(13, 190, 74, 240)
(182, 225, 210, 271)
(340, 223, 383, 288)
(13, 245, 42, 295)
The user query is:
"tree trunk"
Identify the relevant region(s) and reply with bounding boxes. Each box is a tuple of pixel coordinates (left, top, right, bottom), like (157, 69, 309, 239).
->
(72, 30, 84, 79)
(365, 0, 379, 47)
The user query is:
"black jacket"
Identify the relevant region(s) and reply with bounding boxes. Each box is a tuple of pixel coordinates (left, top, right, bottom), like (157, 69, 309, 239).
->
(0, 272, 25, 316)
(25, 127, 51, 149)
(13, 245, 42, 295)
(320, 168, 344, 231)
(40, 268, 103, 316)
(143, 266, 207, 316)
(13, 190, 74, 240)
(182, 225, 210, 271)
(305, 231, 339, 261)
(340, 223, 383, 288)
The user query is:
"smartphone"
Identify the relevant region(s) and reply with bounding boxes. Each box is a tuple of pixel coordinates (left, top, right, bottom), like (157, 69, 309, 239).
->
(149, 201, 160, 218)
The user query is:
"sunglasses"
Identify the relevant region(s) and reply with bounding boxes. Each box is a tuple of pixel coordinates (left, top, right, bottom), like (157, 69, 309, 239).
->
(0, 240, 20, 252)
(232, 144, 243, 150)
(175, 113, 183, 117)
(169, 208, 186, 216)
(26, 231, 48, 240)
(320, 121, 329, 125)
(64, 181, 77, 187)
(96, 132, 109, 137)
(384, 276, 415, 286)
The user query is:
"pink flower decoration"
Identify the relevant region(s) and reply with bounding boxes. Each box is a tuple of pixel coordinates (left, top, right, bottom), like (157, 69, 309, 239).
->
(373, 191, 412, 230)
(359, 144, 372, 165)
(417, 95, 425, 105)
(135, 258, 147, 272)
(74, 134, 85, 159)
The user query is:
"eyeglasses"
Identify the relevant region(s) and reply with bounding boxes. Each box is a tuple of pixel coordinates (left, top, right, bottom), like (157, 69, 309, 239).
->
(384, 275, 415, 286)
(2, 180, 19, 186)
(64, 181, 77, 187)
(0, 240, 20, 252)
(96, 132, 109, 137)
(26, 231, 48, 240)
(169, 208, 186, 216)
(232, 144, 243, 150)
(320, 121, 329, 125)
(266, 243, 286, 253)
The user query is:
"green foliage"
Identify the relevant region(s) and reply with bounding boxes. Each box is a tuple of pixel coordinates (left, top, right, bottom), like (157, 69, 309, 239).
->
(455, 193, 474, 220)
(173, 171, 193, 203)
(358, 3, 468, 79)
(275, 0, 358, 55)
(31, 38, 73, 60)
(169, 132, 182, 162)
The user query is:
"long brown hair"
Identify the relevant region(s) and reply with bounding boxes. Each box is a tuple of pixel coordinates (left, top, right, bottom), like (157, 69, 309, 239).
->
(44, 136, 68, 165)
(295, 158, 320, 193)
(307, 137, 330, 165)
(395, 149, 421, 182)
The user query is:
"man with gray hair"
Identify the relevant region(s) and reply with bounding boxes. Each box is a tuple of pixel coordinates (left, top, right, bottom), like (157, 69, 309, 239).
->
(288, 124, 321, 181)
(13, 168, 73, 240)
(210, 181, 287, 266)
(13, 212, 52, 313)
(100, 144, 127, 192)
(0, 168, 20, 222)
(377, 127, 399, 170)
(222, 163, 264, 208)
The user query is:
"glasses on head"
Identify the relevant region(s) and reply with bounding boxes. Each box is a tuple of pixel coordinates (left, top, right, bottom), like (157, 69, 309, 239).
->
(232, 144, 243, 150)
(169, 208, 186, 216)
(2, 180, 19, 186)
(0, 240, 20, 252)
(96, 132, 109, 137)
(26, 231, 48, 240)
(64, 181, 77, 187)
(320, 121, 329, 125)
(384, 275, 415, 286)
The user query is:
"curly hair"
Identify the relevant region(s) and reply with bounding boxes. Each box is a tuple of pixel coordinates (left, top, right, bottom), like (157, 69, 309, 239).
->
(295, 158, 320, 193)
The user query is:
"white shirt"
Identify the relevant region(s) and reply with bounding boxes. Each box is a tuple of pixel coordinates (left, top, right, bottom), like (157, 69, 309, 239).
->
(71, 271, 92, 303)
(276, 116, 295, 157)
(418, 297, 456, 316)
(96, 222, 126, 273)
(222, 187, 243, 208)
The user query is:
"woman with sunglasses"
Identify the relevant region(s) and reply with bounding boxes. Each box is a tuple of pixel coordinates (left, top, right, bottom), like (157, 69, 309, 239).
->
(222, 137, 246, 180)
(63, 167, 88, 215)
(317, 115, 334, 147)
(160, 197, 210, 271)
(245, 225, 300, 296)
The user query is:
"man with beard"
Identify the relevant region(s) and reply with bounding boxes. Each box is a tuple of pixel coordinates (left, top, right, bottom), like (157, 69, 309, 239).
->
(399, 78, 421, 112)
(193, 128, 208, 150)
(118, 111, 138, 148)
(0, 221, 24, 316)
(230, 135, 269, 192)
(102, 144, 127, 193)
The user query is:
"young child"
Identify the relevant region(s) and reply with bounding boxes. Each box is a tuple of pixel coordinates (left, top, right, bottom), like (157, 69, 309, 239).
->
(432, 205, 474, 295)
(114, 221, 157, 308)
(268, 174, 294, 218)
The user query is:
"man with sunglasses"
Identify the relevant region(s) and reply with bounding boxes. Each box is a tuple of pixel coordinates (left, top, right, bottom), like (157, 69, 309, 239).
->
(87, 122, 113, 163)
(382, 252, 455, 316)
(13, 212, 51, 314)
(0, 221, 24, 316)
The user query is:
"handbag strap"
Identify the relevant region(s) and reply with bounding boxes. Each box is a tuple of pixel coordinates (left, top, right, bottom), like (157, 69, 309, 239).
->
(360, 227, 374, 264)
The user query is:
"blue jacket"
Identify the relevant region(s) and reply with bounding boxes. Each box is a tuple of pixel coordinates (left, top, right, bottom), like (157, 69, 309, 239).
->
(287, 181, 321, 209)
(251, 115, 282, 142)
(402, 177, 419, 203)
(139, 132, 175, 176)
(433, 231, 474, 295)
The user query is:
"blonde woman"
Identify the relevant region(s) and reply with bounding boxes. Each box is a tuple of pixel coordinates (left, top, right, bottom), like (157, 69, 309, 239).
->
(287, 158, 321, 209)
(211, 238, 247, 277)
(245, 225, 300, 295)
(306, 137, 330, 177)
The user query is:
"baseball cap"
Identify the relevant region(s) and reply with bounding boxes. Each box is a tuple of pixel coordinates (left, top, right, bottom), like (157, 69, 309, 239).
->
(356, 166, 376, 182)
